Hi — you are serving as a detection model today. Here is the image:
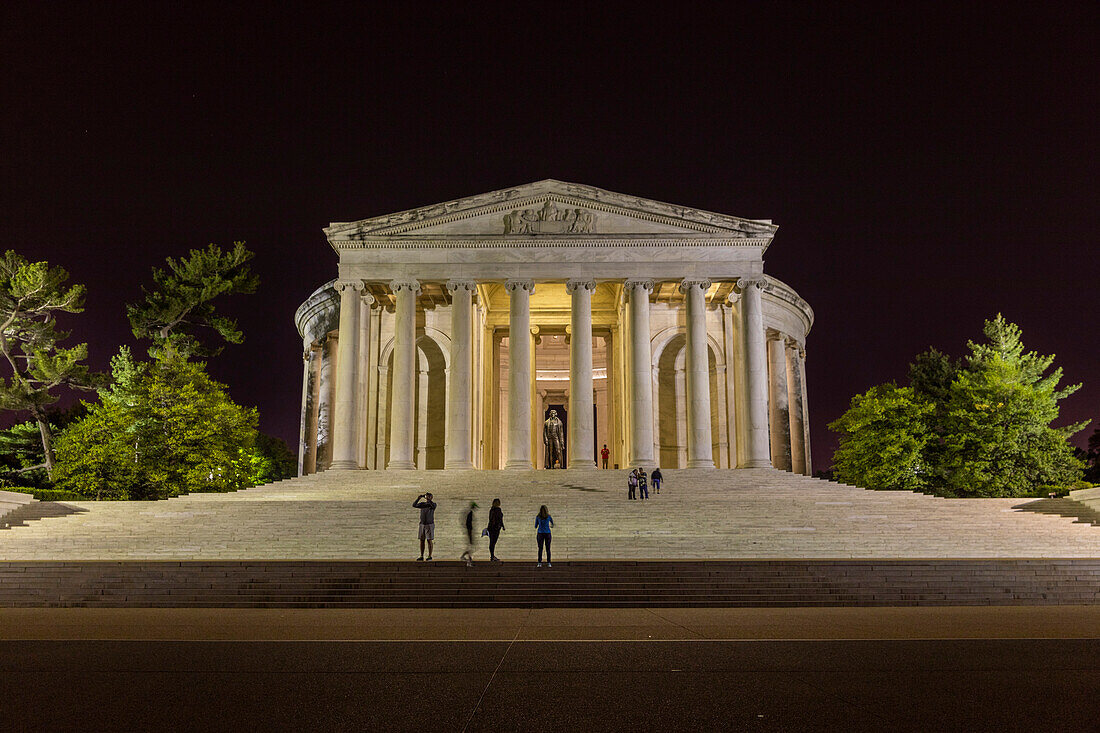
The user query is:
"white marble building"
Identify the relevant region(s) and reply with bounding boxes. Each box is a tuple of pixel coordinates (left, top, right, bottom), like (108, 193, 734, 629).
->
(295, 180, 813, 474)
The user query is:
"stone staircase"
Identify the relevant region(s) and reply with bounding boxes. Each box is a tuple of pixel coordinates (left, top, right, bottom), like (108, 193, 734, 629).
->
(0, 469, 1097, 561)
(1, 559, 1097, 608)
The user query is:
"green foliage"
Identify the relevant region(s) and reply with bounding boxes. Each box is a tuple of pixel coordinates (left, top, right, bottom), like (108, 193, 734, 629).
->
(55, 352, 259, 500)
(829, 314, 1088, 498)
(127, 242, 259, 360)
(829, 383, 934, 491)
(0, 251, 99, 478)
(249, 433, 298, 485)
(0, 404, 87, 489)
(1084, 427, 1100, 484)
(3, 486, 86, 501)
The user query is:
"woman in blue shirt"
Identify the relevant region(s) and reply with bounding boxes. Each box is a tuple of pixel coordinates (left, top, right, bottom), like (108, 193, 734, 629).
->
(535, 505, 554, 568)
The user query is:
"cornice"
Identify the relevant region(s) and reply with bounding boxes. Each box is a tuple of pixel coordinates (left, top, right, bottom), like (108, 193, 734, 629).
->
(330, 236, 771, 250)
(325, 179, 778, 240)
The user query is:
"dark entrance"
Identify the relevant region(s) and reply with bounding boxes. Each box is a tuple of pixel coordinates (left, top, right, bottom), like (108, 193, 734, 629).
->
(544, 404, 567, 468)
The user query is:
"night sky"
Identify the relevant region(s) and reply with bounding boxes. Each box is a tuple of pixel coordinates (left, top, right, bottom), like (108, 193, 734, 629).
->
(3, 2, 1096, 470)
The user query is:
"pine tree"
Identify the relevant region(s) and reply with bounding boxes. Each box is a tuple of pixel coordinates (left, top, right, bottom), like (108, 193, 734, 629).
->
(127, 242, 258, 360)
(0, 251, 98, 479)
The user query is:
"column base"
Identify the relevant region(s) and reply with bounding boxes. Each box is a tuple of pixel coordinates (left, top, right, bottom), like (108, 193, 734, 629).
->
(739, 458, 773, 468)
(566, 460, 597, 470)
(504, 460, 532, 470)
(386, 460, 416, 470)
(327, 460, 360, 471)
(686, 459, 716, 469)
(444, 461, 476, 470)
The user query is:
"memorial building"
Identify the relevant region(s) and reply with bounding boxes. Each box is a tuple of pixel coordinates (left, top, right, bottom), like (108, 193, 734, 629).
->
(294, 180, 813, 474)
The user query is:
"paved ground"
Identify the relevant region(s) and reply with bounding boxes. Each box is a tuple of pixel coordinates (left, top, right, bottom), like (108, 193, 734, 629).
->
(3, 607, 1098, 732)
(2, 469, 1098, 559)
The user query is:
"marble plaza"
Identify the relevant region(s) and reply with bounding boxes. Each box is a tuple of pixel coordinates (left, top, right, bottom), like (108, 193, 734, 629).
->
(296, 180, 814, 474)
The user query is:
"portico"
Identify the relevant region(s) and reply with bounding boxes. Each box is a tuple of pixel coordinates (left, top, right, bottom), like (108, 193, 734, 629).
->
(295, 180, 814, 474)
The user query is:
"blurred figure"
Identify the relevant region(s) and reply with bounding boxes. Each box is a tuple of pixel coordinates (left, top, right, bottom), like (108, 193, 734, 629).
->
(638, 467, 649, 500)
(601, 444, 610, 469)
(460, 501, 479, 567)
(627, 468, 638, 500)
(535, 505, 554, 568)
(651, 467, 663, 495)
(487, 498, 505, 562)
(413, 492, 436, 561)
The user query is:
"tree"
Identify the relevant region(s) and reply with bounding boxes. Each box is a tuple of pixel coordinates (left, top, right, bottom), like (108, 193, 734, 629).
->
(127, 242, 258, 360)
(55, 350, 259, 500)
(0, 404, 87, 488)
(249, 433, 297, 485)
(0, 251, 98, 479)
(829, 383, 934, 491)
(938, 315, 1085, 497)
(829, 315, 1087, 497)
(1080, 427, 1100, 484)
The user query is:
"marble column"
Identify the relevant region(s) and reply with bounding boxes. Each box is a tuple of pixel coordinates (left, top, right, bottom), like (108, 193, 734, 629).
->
(388, 279, 420, 470)
(797, 348, 812, 475)
(297, 345, 313, 476)
(504, 279, 534, 469)
(624, 278, 656, 468)
(737, 276, 771, 467)
(768, 333, 792, 471)
(785, 338, 807, 475)
(445, 280, 476, 469)
(680, 278, 715, 469)
(566, 279, 596, 468)
(356, 293, 374, 469)
(330, 281, 364, 470)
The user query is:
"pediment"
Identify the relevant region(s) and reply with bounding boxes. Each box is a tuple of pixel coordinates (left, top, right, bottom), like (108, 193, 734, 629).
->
(325, 180, 777, 241)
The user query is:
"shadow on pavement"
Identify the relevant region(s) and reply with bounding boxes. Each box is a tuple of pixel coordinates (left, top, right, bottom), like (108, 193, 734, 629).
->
(0, 501, 88, 530)
(1013, 497, 1100, 527)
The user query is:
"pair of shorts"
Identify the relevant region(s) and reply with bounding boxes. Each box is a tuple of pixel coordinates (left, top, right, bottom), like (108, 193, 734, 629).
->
(418, 523, 435, 541)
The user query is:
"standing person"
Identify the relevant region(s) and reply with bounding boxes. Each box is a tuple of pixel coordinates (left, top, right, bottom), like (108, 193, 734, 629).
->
(638, 467, 649, 500)
(487, 498, 505, 562)
(413, 493, 436, 561)
(535, 505, 554, 568)
(651, 467, 663, 495)
(600, 444, 610, 469)
(627, 469, 638, 500)
(460, 501, 478, 567)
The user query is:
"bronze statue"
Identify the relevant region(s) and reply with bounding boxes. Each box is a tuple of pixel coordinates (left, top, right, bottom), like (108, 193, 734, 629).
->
(544, 409, 565, 469)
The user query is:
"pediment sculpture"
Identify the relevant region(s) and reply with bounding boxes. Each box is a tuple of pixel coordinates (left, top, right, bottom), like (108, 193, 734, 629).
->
(503, 200, 595, 234)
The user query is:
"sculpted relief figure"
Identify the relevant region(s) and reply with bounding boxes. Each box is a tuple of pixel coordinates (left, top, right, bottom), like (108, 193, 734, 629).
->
(504, 202, 595, 234)
(544, 409, 565, 468)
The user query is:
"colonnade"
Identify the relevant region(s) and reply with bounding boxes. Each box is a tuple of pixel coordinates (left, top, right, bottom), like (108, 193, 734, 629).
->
(309, 276, 808, 473)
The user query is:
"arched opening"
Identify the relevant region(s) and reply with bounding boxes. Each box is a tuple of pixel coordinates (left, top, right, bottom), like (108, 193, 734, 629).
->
(384, 335, 448, 469)
(655, 332, 721, 468)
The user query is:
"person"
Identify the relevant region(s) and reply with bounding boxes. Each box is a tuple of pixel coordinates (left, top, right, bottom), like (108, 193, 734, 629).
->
(638, 467, 649, 500)
(600, 444, 610, 469)
(460, 501, 478, 567)
(535, 505, 554, 568)
(651, 467, 663, 495)
(487, 498, 505, 561)
(627, 469, 638, 500)
(412, 492, 436, 561)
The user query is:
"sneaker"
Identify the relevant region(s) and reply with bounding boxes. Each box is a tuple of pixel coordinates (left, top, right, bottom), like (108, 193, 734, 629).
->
(426, 556, 433, 561)
(547, 563, 552, 568)
(465, 560, 473, 568)
(536, 563, 542, 568)
(416, 556, 424, 561)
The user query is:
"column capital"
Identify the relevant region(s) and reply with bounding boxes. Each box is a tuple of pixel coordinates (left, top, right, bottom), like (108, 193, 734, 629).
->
(504, 278, 534, 293)
(565, 278, 596, 293)
(766, 328, 785, 342)
(679, 277, 712, 293)
(623, 278, 655, 292)
(389, 278, 421, 294)
(335, 279, 365, 294)
(736, 275, 767, 292)
(446, 279, 478, 293)
(360, 292, 376, 306)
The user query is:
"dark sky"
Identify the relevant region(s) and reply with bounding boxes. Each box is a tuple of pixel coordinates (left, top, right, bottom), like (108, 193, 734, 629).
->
(2, 2, 1097, 470)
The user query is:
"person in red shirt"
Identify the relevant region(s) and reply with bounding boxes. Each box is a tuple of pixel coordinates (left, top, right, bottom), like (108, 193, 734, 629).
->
(600, 444, 610, 469)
